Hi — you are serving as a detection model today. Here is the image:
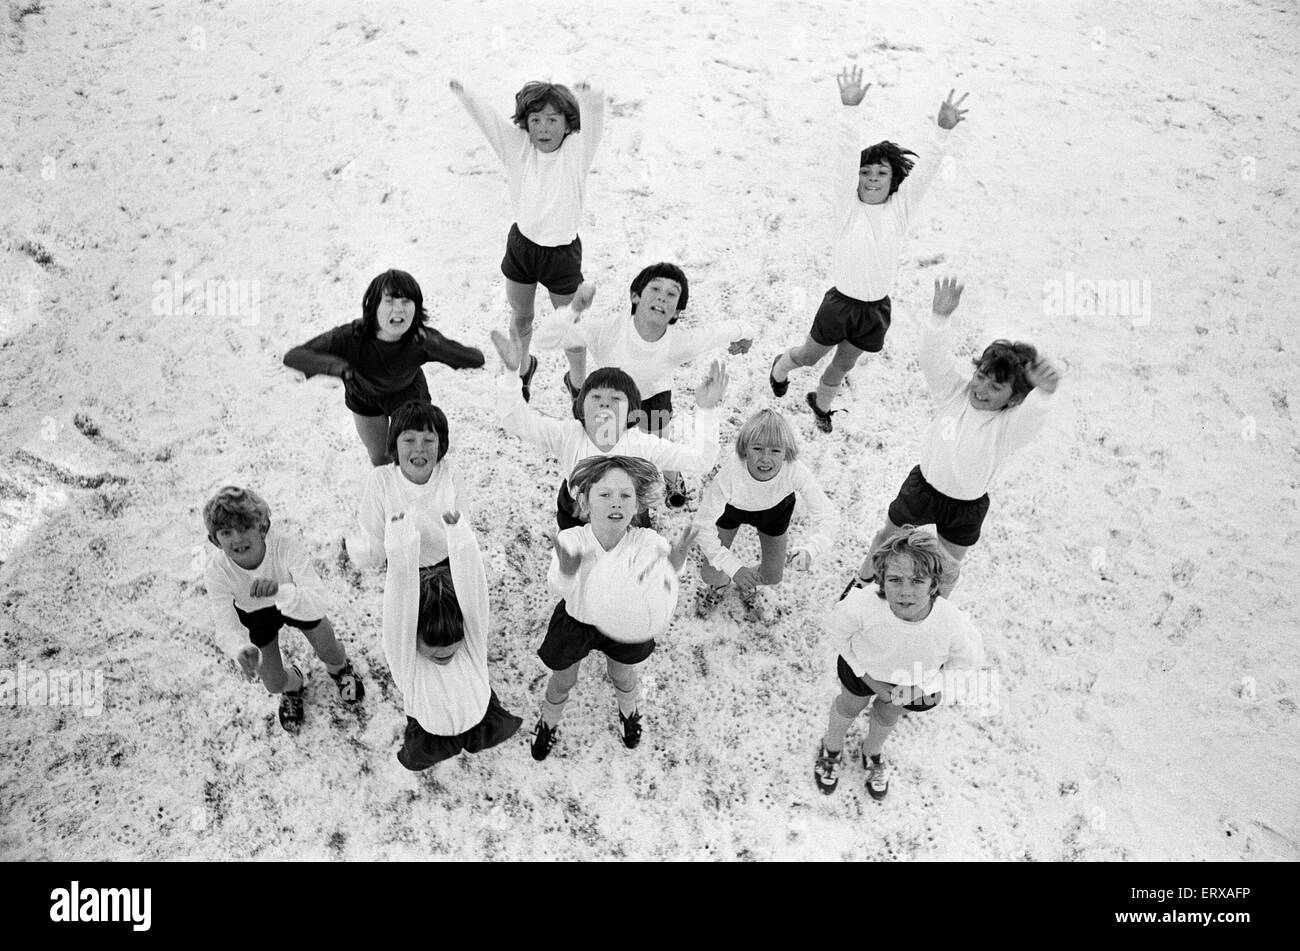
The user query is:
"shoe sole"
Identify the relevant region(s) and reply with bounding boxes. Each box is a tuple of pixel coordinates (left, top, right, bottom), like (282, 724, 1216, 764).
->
(769, 356, 788, 397)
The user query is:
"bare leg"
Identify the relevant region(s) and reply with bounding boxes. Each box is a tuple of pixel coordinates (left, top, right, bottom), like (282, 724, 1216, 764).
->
(823, 688, 872, 754)
(549, 289, 587, 389)
(773, 335, 833, 382)
(256, 635, 303, 695)
(540, 661, 582, 727)
(814, 341, 867, 412)
(699, 526, 740, 587)
(604, 657, 640, 717)
(756, 530, 789, 585)
(935, 536, 971, 599)
(300, 617, 347, 673)
(858, 518, 902, 580)
(352, 413, 391, 467)
(505, 278, 537, 378)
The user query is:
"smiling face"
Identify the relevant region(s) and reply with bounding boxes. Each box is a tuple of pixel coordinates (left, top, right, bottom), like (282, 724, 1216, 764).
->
(416, 639, 462, 665)
(375, 289, 416, 341)
(968, 369, 1018, 411)
(857, 162, 894, 204)
(881, 553, 938, 622)
(743, 443, 786, 482)
(214, 525, 268, 571)
(584, 467, 637, 533)
(526, 104, 568, 152)
(581, 387, 630, 447)
(631, 277, 683, 336)
(395, 428, 441, 484)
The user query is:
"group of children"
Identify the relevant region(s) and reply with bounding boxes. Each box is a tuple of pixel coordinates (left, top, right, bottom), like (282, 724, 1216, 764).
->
(202, 65, 1063, 803)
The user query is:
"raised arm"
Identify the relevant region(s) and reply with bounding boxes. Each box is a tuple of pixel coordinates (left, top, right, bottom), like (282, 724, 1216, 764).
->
(449, 79, 524, 169)
(443, 512, 489, 654)
(532, 283, 597, 352)
(668, 318, 756, 364)
(419, 327, 485, 370)
(894, 89, 969, 222)
(345, 469, 388, 570)
(573, 81, 606, 171)
(831, 64, 872, 215)
(919, 277, 968, 401)
(1002, 357, 1061, 452)
(490, 330, 572, 456)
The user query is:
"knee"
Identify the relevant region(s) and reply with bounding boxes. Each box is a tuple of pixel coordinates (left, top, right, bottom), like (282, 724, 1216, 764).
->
(787, 346, 814, 368)
(830, 350, 860, 372)
(833, 691, 867, 719)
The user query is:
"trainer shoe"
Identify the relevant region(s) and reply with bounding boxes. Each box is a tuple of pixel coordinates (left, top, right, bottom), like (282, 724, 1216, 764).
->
(768, 355, 789, 397)
(619, 709, 643, 749)
(739, 586, 766, 622)
(864, 753, 890, 801)
(519, 354, 539, 403)
(814, 742, 842, 794)
(329, 661, 365, 704)
(694, 582, 730, 618)
(664, 472, 688, 508)
(530, 717, 558, 761)
(278, 665, 305, 734)
(805, 392, 841, 433)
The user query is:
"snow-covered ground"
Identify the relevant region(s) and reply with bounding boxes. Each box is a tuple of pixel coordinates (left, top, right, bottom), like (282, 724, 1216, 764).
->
(1, 0, 1297, 860)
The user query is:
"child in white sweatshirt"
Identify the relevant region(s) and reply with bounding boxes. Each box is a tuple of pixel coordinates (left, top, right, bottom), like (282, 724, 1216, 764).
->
(450, 77, 605, 402)
(693, 409, 838, 620)
(529, 456, 698, 761)
(849, 277, 1061, 596)
(769, 64, 968, 433)
(203, 486, 364, 734)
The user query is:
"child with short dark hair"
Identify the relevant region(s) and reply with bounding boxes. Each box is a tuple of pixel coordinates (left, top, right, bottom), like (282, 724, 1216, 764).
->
(528, 455, 698, 761)
(769, 64, 969, 433)
(450, 77, 605, 402)
(693, 408, 838, 620)
(202, 486, 364, 734)
(849, 277, 1061, 596)
(284, 269, 484, 466)
(814, 526, 983, 800)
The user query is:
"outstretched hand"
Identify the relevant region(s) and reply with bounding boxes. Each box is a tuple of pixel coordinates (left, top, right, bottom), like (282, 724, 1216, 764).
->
(547, 528, 583, 575)
(490, 329, 521, 373)
(936, 89, 969, 129)
(728, 337, 753, 355)
(570, 282, 596, 314)
(837, 64, 871, 106)
(449, 79, 463, 94)
(236, 645, 262, 681)
(787, 548, 812, 571)
(667, 524, 701, 574)
(1025, 357, 1062, 394)
(932, 276, 965, 318)
(694, 360, 729, 409)
(441, 511, 461, 525)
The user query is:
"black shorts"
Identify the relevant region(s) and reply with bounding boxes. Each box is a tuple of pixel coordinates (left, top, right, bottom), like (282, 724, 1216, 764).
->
(887, 465, 990, 547)
(629, 390, 673, 437)
(500, 223, 583, 295)
(234, 604, 322, 649)
(554, 478, 652, 531)
(396, 690, 523, 771)
(836, 656, 940, 711)
(344, 371, 431, 418)
(537, 601, 656, 671)
(809, 287, 892, 353)
(715, 492, 796, 536)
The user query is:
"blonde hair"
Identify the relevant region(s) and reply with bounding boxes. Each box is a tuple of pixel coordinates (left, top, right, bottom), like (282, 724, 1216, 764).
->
(203, 485, 271, 542)
(868, 525, 955, 601)
(734, 408, 798, 462)
(569, 455, 663, 518)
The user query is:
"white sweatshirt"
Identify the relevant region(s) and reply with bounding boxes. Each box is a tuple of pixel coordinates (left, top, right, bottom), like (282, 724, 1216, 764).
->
(547, 525, 679, 644)
(827, 588, 984, 693)
(829, 105, 958, 302)
(693, 455, 839, 578)
(347, 461, 470, 570)
(533, 305, 754, 400)
(496, 373, 720, 481)
(381, 515, 492, 736)
(917, 315, 1056, 500)
(204, 531, 329, 660)
(453, 84, 604, 247)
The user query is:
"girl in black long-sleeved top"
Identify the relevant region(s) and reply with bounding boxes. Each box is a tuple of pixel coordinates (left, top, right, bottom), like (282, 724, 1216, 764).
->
(284, 269, 484, 465)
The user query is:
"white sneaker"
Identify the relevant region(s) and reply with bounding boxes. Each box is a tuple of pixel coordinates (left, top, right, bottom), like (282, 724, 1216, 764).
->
(863, 754, 889, 801)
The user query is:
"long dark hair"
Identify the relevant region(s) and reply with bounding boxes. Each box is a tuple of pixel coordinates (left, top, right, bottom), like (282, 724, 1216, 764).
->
(360, 269, 430, 343)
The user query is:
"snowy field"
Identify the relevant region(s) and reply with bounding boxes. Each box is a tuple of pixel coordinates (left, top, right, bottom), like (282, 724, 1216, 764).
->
(1, 0, 1297, 860)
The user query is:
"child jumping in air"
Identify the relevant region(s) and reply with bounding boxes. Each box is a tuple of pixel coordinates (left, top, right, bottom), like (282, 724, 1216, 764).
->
(284, 269, 484, 467)
(203, 486, 364, 734)
(814, 526, 983, 801)
(529, 455, 698, 761)
(769, 64, 968, 433)
(532, 267, 753, 506)
(693, 408, 838, 621)
(489, 329, 727, 529)
(451, 77, 605, 403)
(847, 277, 1061, 597)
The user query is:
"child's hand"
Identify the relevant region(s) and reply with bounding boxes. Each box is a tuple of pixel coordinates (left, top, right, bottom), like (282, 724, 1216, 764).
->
(936, 89, 969, 129)
(571, 282, 596, 314)
(1025, 357, 1061, 394)
(667, 524, 701, 573)
(249, 578, 279, 599)
(837, 64, 871, 106)
(694, 360, 729, 409)
(236, 645, 262, 681)
(787, 548, 812, 571)
(727, 337, 753, 355)
(547, 528, 583, 575)
(441, 511, 461, 525)
(489, 329, 521, 373)
(732, 565, 762, 594)
(449, 79, 464, 94)
(931, 276, 965, 318)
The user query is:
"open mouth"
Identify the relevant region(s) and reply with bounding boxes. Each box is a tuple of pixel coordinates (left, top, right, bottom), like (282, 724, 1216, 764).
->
(409, 455, 428, 467)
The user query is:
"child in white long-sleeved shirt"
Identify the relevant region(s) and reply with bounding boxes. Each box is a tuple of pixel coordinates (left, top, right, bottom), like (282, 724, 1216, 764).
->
(489, 329, 728, 528)
(769, 64, 968, 433)
(529, 455, 698, 761)
(850, 277, 1061, 596)
(450, 77, 604, 402)
(815, 526, 983, 801)
(694, 409, 838, 620)
(380, 508, 522, 770)
(203, 486, 364, 734)
(532, 266, 753, 506)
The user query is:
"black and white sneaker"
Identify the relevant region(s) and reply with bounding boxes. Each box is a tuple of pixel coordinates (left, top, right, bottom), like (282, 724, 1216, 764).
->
(278, 665, 305, 734)
(863, 753, 890, 801)
(520, 354, 539, 403)
(329, 661, 365, 705)
(619, 710, 643, 749)
(805, 392, 841, 433)
(769, 354, 789, 397)
(530, 718, 558, 761)
(694, 582, 730, 618)
(814, 742, 842, 794)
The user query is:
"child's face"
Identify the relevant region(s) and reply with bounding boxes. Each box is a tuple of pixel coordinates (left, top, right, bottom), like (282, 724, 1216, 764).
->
(584, 468, 638, 532)
(375, 289, 416, 341)
(881, 553, 937, 622)
(526, 104, 568, 153)
(582, 387, 630, 445)
(214, 524, 267, 571)
(969, 368, 1017, 411)
(417, 639, 461, 665)
(395, 428, 440, 483)
(631, 278, 683, 331)
(857, 162, 893, 204)
(743, 443, 786, 482)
